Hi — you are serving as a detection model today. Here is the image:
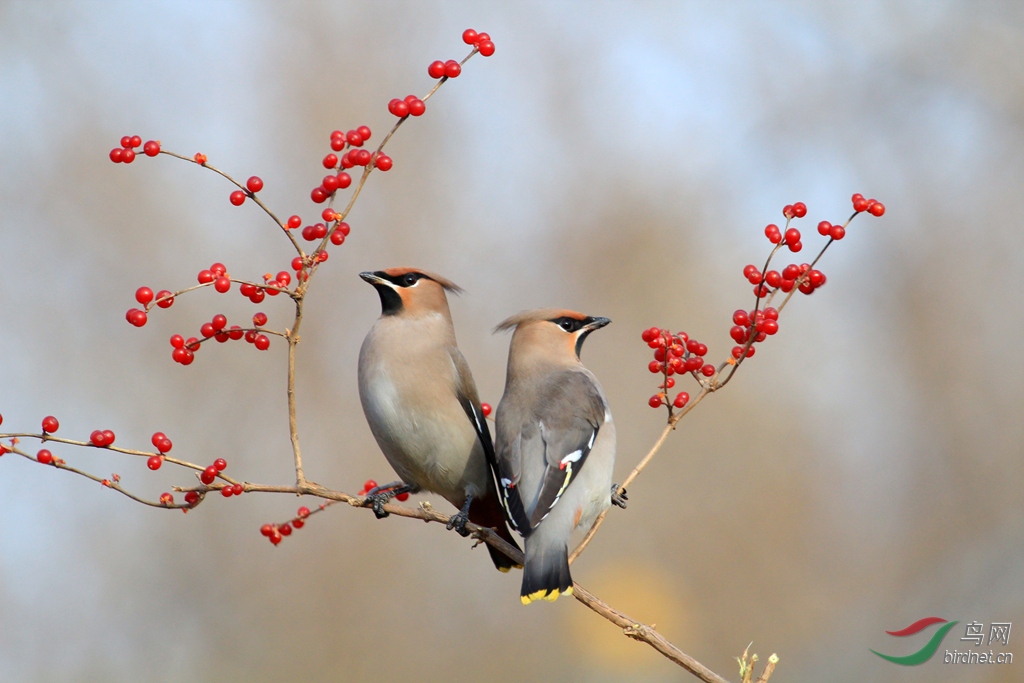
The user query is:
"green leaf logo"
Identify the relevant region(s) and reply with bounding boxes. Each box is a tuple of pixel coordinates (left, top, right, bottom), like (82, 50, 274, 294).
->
(871, 618, 959, 666)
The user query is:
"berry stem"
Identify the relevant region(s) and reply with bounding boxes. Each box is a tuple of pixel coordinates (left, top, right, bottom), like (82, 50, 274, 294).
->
(157, 150, 304, 255)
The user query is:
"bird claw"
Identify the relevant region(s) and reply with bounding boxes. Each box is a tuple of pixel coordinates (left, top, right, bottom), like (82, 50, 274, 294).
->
(611, 484, 628, 509)
(446, 510, 471, 537)
(367, 492, 391, 519)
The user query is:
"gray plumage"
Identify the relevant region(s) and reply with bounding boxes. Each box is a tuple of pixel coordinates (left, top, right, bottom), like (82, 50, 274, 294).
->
(358, 268, 519, 571)
(493, 309, 615, 603)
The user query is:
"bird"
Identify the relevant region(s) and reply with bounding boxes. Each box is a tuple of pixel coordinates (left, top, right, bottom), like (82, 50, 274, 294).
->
(357, 267, 520, 572)
(493, 309, 621, 603)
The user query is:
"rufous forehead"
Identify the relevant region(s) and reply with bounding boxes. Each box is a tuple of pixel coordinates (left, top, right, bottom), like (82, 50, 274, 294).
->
(381, 267, 421, 277)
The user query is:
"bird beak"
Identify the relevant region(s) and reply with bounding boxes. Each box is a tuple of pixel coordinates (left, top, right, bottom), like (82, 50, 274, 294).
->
(359, 271, 390, 287)
(583, 316, 611, 332)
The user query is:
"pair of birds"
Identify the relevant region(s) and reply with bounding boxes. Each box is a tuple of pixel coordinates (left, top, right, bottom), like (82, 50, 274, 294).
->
(357, 267, 619, 604)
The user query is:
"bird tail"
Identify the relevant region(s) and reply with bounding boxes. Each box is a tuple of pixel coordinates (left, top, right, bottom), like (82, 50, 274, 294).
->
(520, 537, 572, 604)
(469, 491, 522, 572)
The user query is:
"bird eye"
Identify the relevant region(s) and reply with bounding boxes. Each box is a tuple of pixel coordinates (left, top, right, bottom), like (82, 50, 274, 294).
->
(403, 273, 419, 286)
(560, 319, 575, 332)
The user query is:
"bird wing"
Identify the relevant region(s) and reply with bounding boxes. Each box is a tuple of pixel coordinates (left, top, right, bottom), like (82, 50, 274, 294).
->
(448, 347, 497, 472)
(498, 371, 607, 533)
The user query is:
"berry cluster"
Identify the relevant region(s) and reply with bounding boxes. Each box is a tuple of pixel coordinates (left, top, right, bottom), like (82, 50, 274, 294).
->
(643, 194, 885, 412)
(461, 29, 495, 56)
(229, 176, 264, 206)
(108, 136, 160, 164)
(642, 328, 700, 409)
(260, 505, 312, 545)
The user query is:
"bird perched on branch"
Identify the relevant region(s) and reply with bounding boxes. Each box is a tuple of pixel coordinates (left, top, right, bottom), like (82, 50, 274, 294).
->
(493, 309, 620, 603)
(357, 267, 520, 572)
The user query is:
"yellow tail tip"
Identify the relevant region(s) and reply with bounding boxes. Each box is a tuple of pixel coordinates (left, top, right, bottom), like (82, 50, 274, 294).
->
(521, 586, 572, 604)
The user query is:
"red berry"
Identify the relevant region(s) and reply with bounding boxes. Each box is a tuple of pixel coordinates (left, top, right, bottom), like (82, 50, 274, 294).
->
(287, 216, 302, 232)
(90, 431, 104, 446)
(147, 455, 163, 470)
(221, 485, 234, 498)
(444, 60, 461, 78)
(311, 223, 327, 239)
(157, 437, 172, 454)
(143, 140, 160, 156)
(279, 523, 292, 536)
(730, 325, 747, 343)
(765, 224, 781, 243)
(330, 136, 344, 152)
(109, 148, 124, 163)
(463, 28, 478, 44)
(200, 323, 215, 338)
(363, 479, 378, 492)
(375, 154, 393, 171)
(357, 125, 371, 141)
(673, 392, 689, 408)
(214, 277, 231, 293)
(765, 270, 782, 287)
(732, 346, 744, 359)
(254, 335, 270, 351)
(311, 187, 328, 203)
(175, 349, 194, 365)
(407, 98, 425, 117)
(213, 458, 227, 471)
(246, 176, 263, 193)
(295, 506, 311, 518)
(211, 314, 227, 331)
(648, 360, 663, 374)
(322, 174, 340, 192)
(229, 190, 246, 206)
(261, 523, 274, 536)
(252, 312, 268, 327)
(201, 466, 217, 485)
(867, 200, 885, 216)
(135, 287, 154, 306)
(784, 228, 800, 246)
(321, 208, 338, 223)
(355, 149, 371, 166)
(829, 224, 846, 240)
(121, 148, 135, 163)
(336, 222, 351, 236)
(37, 449, 53, 464)
(120, 136, 132, 147)
(276, 271, 291, 286)
(269, 531, 282, 545)
(129, 308, 148, 327)
(128, 135, 142, 148)
(733, 310, 750, 326)
(336, 172, 352, 189)
(228, 325, 244, 340)
(799, 281, 815, 294)
(184, 491, 199, 505)
(160, 492, 174, 505)
(763, 320, 779, 335)
(198, 269, 214, 284)
(789, 241, 803, 253)
(231, 483, 243, 496)
(42, 415, 59, 433)
(389, 99, 410, 117)
(648, 395, 663, 408)
(743, 264, 758, 279)
(156, 290, 174, 308)
(792, 202, 807, 218)
(478, 40, 495, 57)
(817, 220, 832, 236)
(291, 257, 304, 271)
(809, 270, 826, 287)
(700, 364, 715, 377)
(330, 230, 346, 246)
(428, 60, 446, 79)
(340, 152, 354, 169)
(747, 270, 762, 285)
(852, 193, 868, 212)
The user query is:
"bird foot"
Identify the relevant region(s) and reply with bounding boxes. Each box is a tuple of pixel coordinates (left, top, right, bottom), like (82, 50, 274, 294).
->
(611, 484, 628, 509)
(367, 492, 391, 519)
(446, 510, 471, 537)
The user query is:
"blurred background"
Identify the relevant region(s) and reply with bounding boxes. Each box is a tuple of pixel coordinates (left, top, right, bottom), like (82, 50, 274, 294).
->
(1, 2, 1021, 681)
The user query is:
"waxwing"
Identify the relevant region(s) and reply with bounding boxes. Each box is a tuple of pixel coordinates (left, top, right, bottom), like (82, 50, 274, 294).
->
(493, 309, 619, 603)
(358, 268, 520, 571)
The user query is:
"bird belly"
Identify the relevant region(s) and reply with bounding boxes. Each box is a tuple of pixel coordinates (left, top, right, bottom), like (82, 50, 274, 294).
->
(359, 367, 487, 506)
